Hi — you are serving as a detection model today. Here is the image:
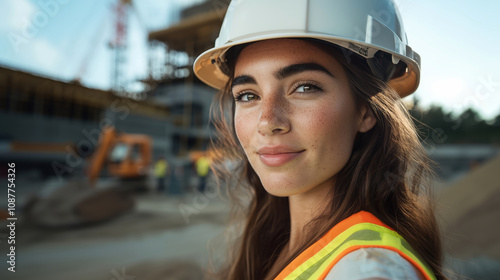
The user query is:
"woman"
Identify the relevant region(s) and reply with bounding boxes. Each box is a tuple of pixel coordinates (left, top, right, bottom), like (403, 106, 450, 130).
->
(194, 0, 445, 279)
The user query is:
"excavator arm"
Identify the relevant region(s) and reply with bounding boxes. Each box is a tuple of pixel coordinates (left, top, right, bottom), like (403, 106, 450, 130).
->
(87, 126, 117, 186)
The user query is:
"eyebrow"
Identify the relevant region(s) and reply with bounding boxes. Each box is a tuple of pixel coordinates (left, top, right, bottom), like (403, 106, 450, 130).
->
(231, 62, 333, 89)
(231, 75, 256, 89)
(275, 63, 334, 80)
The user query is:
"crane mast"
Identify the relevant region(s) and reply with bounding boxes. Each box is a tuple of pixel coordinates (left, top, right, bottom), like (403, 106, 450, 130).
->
(109, 0, 131, 94)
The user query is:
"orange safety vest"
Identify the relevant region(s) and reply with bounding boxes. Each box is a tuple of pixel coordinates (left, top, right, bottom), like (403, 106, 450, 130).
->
(275, 211, 436, 280)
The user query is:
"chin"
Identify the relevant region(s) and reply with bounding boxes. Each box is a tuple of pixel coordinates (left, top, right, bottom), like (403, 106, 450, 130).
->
(263, 188, 293, 197)
(258, 175, 309, 197)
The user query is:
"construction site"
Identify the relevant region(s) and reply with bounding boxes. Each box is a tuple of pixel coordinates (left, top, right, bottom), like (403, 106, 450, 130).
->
(0, 0, 499, 279)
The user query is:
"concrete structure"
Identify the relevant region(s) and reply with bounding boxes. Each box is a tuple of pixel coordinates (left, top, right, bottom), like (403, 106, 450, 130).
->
(0, 65, 169, 178)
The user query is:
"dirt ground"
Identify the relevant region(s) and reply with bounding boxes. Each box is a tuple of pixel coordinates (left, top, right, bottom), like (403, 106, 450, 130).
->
(0, 192, 230, 280)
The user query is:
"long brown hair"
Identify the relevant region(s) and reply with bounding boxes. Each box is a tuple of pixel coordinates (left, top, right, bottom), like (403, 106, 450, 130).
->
(208, 39, 445, 280)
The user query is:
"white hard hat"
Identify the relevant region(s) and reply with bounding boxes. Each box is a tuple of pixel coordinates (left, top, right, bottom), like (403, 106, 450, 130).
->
(194, 0, 421, 97)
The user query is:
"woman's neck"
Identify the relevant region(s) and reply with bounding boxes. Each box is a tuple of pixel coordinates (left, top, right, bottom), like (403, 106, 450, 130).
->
(266, 180, 334, 279)
(286, 178, 334, 253)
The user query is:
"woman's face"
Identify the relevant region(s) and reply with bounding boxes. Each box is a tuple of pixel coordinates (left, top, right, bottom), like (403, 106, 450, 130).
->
(232, 39, 374, 197)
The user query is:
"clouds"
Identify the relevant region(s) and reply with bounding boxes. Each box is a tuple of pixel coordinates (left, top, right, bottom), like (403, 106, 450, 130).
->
(0, 0, 37, 33)
(2, 0, 71, 51)
(0, 0, 68, 77)
(1, 0, 38, 54)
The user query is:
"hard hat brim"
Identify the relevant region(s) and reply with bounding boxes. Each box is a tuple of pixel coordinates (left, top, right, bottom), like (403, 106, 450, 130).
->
(194, 32, 420, 97)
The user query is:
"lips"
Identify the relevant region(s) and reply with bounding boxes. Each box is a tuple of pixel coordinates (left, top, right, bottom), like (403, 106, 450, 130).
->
(257, 146, 304, 167)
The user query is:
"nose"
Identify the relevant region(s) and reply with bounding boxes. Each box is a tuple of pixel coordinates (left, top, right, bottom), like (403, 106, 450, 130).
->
(257, 95, 291, 136)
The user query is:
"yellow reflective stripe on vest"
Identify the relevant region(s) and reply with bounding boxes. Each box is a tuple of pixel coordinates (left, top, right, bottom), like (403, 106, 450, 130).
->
(283, 223, 436, 280)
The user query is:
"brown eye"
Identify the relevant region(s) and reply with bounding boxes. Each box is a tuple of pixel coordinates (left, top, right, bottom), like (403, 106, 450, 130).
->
(235, 93, 259, 102)
(296, 84, 321, 93)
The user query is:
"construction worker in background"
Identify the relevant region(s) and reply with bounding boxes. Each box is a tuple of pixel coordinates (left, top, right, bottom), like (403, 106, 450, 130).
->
(154, 156, 168, 193)
(195, 155, 210, 193)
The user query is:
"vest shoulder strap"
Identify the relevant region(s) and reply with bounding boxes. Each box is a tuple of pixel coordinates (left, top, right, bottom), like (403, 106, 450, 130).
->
(275, 211, 436, 280)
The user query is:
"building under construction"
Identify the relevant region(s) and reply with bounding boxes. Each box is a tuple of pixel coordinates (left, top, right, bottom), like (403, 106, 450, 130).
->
(0, 65, 168, 175)
(0, 0, 228, 189)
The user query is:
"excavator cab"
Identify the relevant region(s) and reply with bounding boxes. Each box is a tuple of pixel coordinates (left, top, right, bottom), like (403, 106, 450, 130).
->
(107, 137, 151, 180)
(87, 126, 152, 185)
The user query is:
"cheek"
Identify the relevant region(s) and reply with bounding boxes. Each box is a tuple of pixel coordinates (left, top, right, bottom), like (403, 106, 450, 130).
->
(303, 102, 358, 158)
(234, 112, 251, 149)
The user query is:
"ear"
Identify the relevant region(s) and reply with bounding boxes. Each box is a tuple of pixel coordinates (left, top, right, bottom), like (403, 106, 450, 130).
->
(358, 105, 377, 133)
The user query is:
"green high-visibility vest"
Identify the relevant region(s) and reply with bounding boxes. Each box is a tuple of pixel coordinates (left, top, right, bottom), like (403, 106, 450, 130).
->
(195, 156, 210, 177)
(154, 159, 168, 177)
(275, 211, 436, 280)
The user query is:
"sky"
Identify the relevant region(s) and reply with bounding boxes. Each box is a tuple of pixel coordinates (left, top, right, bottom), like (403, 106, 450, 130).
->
(0, 0, 499, 119)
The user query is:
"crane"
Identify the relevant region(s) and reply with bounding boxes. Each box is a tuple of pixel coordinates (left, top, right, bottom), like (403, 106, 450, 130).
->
(109, 0, 132, 94)
(73, 0, 146, 95)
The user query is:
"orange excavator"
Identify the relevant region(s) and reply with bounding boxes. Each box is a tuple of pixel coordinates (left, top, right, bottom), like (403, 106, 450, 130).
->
(28, 126, 153, 227)
(88, 126, 152, 185)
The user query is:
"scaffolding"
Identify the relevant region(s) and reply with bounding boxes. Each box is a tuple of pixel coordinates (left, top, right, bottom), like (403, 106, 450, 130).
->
(148, 0, 228, 83)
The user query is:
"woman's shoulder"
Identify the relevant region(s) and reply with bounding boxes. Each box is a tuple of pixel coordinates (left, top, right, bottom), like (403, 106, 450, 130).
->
(325, 247, 425, 280)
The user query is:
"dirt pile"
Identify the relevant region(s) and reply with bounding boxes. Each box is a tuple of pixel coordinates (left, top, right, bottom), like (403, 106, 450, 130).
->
(437, 154, 500, 259)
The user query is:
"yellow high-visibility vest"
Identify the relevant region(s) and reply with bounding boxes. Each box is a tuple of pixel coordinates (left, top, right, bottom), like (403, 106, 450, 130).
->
(154, 159, 167, 178)
(275, 211, 436, 280)
(195, 156, 210, 177)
